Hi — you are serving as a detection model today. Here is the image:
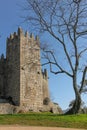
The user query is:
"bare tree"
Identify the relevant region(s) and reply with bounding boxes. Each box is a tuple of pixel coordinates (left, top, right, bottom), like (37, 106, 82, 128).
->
(23, 0, 87, 114)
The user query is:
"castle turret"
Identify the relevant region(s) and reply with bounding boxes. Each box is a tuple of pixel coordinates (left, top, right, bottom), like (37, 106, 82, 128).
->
(5, 28, 48, 112)
(0, 27, 53, 113)
(0, 28, 62, 114)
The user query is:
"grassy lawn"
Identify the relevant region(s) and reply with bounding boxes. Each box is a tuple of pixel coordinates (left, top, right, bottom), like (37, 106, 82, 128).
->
(0, 113, 87, 129)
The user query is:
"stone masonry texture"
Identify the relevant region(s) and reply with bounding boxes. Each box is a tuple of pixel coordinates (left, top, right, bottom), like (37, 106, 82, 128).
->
(0, 28, 51, 113)
(0, 28, 62, 114)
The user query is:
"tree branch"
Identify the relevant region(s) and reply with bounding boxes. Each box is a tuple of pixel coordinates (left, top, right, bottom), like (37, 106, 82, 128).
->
(79, 66, 87, 93)
(42, 50, 73, 77)
(78, 48, 87, 59)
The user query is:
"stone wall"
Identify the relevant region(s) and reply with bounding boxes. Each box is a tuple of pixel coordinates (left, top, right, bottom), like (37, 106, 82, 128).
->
(42, 69, 50, 105)
(6, 31, 20, 105)
(19, 28, 43, 111)
(0, 28, 62, 114)
(0, 55, 7, 97)
(4, 28, 49, 112)
(0, 103, 14, 114)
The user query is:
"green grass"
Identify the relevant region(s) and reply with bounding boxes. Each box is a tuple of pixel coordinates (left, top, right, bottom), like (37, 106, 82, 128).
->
(0, 113, 87, 129)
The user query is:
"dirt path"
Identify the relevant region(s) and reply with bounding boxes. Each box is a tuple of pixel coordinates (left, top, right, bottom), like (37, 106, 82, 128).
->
(0, 126, 85, 130)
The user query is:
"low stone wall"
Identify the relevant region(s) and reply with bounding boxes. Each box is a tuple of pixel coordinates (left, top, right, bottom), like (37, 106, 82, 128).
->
(42, 102, 62, 114)
(0, 102, 63, 114)
(0, 103, 14, 114)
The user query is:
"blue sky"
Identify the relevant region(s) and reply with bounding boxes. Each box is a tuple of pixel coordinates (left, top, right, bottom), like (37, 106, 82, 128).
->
(0, 0, 86, 110)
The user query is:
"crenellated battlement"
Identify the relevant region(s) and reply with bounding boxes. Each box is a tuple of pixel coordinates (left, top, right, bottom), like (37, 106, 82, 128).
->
(7, 27, 39, 43)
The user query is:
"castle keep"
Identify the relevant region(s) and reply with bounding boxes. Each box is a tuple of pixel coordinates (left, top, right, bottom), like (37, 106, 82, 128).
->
(0, 28, 50, 112)
(0, 28, 62, 114)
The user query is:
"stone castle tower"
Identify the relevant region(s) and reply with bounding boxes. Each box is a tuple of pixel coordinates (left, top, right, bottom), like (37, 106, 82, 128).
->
(0, 28, 62, 114)
(0, 28, 50, 112)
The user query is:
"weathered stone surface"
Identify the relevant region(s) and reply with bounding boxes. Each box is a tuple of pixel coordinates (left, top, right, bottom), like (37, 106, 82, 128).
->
(50, 103, 63, 114)
(0, 28, 62, 114)
(0, 103, 14, 114)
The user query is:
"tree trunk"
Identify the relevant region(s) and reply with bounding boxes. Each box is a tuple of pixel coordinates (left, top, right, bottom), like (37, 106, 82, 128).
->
(65, 76, 81, 115)
(65, 94, 81, 114)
